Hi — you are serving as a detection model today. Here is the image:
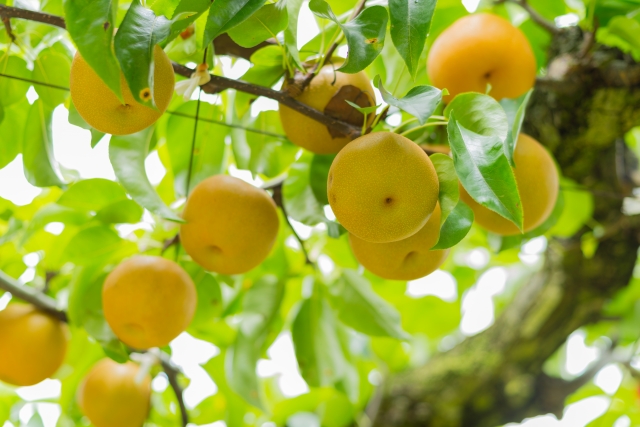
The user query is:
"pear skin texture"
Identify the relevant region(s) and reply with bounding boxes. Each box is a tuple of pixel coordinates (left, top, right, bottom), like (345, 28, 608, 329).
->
(328, 131, 439, 243)
(70, 45, 175, 135)
(279, 64, 375, 154)
(78, 359, 151, 427)
(0, 304, 69, 386)
(460, 133, 559, 236)
(349, 204, 449, 280)
(102, 256, 196, 349)
(180, 175, 280, 275)
(427, 13, 536, 101)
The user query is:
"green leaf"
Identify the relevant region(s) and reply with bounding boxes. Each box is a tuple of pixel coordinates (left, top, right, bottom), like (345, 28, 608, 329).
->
(309, 0, 388, 73)
(228, 3, 288, 48)
(237, 111, 297, 179)
(596, 15, 640, 61)
(234, 57, 286, 117)
(202, 352, 248, 426)
(549, 178, 594, 238)
(292, 289, 347, 387)
(0, 55, 31, 107)
(500, 89, 533, 166)
(68, 102, 105, 147)
(63, 225, 133, 266)
(284, 0, 305, 70)
(332, 270, 410, 340)
(22, 204, 90, 243)
(95, 199, 144, 224)
(430, 153, 458, 225)
(310, 154, 336, 206)
(203, 0, 267, 47)
(185, 265, 223, 328)
(114, 0, 173, 106)
(444, 92, 509, 142)
(23, 100, 65, 187)
(162, 0, 212, 46)
(375, 76, 444, 124)
(447, 112, 523, 230)
(0, 99, 28, 169)
(58, 178, 128, 211)
(388, 0, 437, 78)
(32, 49, 71, 107)
(67, 265, 126, 358)
(431, 200, 474, 250)
(64, 0, 122, 101)
(109, 127, 183, 222)
(228, 275, 284, 409)
(283, 152, 328, 225)
(344, 100, 379, 115)
(165, 101, 228, 196)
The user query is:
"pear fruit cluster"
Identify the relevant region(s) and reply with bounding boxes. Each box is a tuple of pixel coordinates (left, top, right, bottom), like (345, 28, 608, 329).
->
(427, 14, 558, 236)
(328, 132, 447, 280)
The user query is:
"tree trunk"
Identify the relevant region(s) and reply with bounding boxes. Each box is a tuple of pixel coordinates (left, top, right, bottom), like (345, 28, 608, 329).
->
(373, 27, 640, 427)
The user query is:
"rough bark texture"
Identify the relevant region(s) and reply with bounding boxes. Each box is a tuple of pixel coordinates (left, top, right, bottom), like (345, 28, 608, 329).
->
(373, 28, 640, 427)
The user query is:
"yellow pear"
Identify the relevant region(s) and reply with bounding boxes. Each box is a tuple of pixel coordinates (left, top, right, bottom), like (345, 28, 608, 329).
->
(70, 45, 174, 135)
(328, 131, 439, 243)
(78, 359, 151, 427)
(0, 304, 69, 386)
(279, 63, 375, 154)
(460, 133, 559, 235)
(427, 13, 536, 101)
(180, 175, 280, 274)
(349, 204, 449, 280)
(102, 256, 196, 349)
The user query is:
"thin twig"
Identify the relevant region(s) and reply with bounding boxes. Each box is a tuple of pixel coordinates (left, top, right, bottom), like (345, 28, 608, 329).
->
(0, 270, 68, 322)
(165, 110, 287, 139)
(0, 5, 361, 140)
(296, 0, 368, 93)
(185, 87, 202, 197)
(160, 356, 189, 427)
(0, 4, 65, 29)
(271, 184, 313, 266)
(1, 13, 16, 42)
(495, 0, 559, 34)
(0, 72, 69, 90)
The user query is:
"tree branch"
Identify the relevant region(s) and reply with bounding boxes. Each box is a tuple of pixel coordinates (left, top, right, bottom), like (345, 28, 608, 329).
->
(0, 270, 68, 322)
(0, 4, 65, 29)
(495, 0, 559, 34)
(0, 13, 16, 42)
(271, 183, 313, 266)
(171, 62, 360, 139)
(160, 355, 189, 427)
(0, 5, 361, 141)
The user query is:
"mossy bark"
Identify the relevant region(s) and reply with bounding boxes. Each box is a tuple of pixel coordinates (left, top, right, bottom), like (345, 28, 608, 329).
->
(373, 28, 640, 427)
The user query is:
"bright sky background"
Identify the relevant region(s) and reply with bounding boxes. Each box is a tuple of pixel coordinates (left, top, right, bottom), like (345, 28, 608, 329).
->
(0, 2, 617, 427)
